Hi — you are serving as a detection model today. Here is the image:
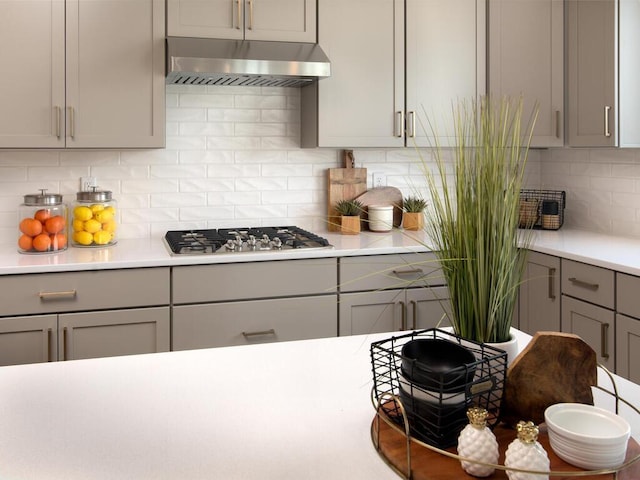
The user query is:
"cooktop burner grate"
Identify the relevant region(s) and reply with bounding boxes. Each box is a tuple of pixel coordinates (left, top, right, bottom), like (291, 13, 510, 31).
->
(164, 226, 332, 255)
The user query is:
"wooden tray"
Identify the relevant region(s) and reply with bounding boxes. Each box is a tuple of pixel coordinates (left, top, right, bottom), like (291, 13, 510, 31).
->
(371, 402, 640, 480)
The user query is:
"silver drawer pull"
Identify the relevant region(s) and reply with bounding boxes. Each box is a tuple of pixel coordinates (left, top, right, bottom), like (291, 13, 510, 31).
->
(39, 290, 77, 300)
(548, 267, 556, 300)
(392, 268, 424, 277)
(568, 277, 599, 291)
(242, 328, 275, 338)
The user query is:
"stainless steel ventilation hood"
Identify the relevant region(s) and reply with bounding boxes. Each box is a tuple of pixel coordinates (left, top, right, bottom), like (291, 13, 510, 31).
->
(166, 37, 331, 88)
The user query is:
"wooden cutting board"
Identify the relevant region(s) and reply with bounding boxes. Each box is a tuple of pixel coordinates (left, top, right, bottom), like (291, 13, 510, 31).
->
(355, 186, 404, 228)
(327, 150, 367, 231)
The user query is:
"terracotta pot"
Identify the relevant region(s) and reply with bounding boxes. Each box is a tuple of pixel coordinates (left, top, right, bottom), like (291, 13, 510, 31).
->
(403, 211, 424, 231)
(340, 215, 361, 235)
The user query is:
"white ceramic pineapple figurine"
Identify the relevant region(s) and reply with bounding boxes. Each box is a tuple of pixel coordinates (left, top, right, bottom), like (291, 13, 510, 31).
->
(504, 421, 550, 480)
(457, 407, 499, 477)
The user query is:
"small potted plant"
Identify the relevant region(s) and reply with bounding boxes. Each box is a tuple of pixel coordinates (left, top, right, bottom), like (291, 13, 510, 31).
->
(402, 196, 427, 231)
(334, 199, 364, 235)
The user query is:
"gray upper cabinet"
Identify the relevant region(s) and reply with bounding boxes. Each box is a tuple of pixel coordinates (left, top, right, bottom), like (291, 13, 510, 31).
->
(302, 0, 485, 148)
(566, 0, 616, 147)
(167, 0, 316, 42)
(0, 0, 165, 149)
(488, 0, 564, 147)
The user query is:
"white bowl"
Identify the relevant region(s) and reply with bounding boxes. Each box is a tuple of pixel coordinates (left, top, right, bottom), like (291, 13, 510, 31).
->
(398, 373, 466, 405)
(544, 403, 630, 469)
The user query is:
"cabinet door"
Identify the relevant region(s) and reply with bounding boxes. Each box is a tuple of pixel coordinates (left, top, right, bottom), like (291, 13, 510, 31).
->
(518, 252, 560, 335)
(304, 0, 404, 147)
(339, 290, 405, 336)
(59, 307, 170, 361)
(616, 314, 640, 383)
(566, 0, 616, 147)
(406, 0, 485, 147)
(407, 286, 451, 331)
(65, 0, 165, 148)
(561, 295, 614, 371)
(488, 0, 564, 147)
(173, 295, 336, 350)
(167, 0, 243, 38)
(0, 0, 65, 148)
(246, 0, 316, 42)
(0, 315, 57, 366)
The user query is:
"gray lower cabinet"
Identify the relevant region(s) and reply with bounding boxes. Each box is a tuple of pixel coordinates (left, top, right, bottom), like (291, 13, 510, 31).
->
(339, 286, 450, 336)
(0, 315, 57, 366)
(518, 252, 560, 335)
(338, 253, 449, 336)
(616, 314, 640, 384)
(171, 258, 338, 350)
(0, 267, 170, 366)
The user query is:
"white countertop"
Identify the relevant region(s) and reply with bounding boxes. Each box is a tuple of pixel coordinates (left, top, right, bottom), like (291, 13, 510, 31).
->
(0, 330, 637, 480)
(2, 227, 640, 276)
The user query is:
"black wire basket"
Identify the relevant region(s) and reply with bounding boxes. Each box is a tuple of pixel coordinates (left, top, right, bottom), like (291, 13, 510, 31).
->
(519, 189, 566, 230)
(370, 329, 507, 449)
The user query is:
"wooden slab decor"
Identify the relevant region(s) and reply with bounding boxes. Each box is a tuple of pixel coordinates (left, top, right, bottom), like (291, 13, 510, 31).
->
(500, 331, 598, 427)
(327, 150, 367, 231)
(355, 186, 404, 229)
(372, 404, 640, 480)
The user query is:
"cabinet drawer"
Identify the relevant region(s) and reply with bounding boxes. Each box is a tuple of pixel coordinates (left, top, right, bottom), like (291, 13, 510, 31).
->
(561, 259, 614, 309)
(0, 268, 170, 317)
(173, 295, 337, 350)
(172, 258, 337, 304)
(616, 272, 640, 318)
(339, 253, 444, 293)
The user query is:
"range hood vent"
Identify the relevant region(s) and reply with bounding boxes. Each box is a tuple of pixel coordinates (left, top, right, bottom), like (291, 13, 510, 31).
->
(166, 37, 331, 88)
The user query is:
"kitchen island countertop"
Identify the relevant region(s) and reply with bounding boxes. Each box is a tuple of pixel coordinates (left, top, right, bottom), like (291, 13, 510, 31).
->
(0, 330, 637, 480)
(1, 228, 640, 275)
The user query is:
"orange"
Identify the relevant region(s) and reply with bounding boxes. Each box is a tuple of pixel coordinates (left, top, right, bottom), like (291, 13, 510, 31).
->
(34, 209, 51, 223)
(32, 233, 52, 252)
(18, 234, 33, 251)
(51, 233, 67, 250)
(44, 215, 66, 234)
(19, 218, 43, 237)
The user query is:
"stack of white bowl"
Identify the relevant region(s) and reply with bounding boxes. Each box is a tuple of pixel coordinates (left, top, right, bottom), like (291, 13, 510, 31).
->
(544, 403, 631, 470)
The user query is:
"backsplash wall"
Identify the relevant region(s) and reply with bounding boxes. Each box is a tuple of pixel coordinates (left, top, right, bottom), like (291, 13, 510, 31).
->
(0, 85, 638, 244)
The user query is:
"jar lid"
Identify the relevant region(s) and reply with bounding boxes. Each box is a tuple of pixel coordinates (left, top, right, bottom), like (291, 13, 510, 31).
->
(76, 189, 112, 202)
(23, 189, 63, 206)
(368, 204, 394, 211)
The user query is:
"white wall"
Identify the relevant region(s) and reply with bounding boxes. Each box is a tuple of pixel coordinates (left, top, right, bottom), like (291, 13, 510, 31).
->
(12, 85, 640, 246)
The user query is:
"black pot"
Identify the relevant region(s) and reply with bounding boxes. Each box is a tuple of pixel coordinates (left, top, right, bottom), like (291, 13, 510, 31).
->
(401, 338, 476, 392)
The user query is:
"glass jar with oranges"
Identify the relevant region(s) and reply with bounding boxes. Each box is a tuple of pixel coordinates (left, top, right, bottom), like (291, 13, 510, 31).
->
(71, 189, 118, 247)
(18, 189, 68, 254)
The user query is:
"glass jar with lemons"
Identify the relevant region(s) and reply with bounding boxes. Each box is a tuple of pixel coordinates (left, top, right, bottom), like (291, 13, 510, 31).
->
(71, 189, 117, 247)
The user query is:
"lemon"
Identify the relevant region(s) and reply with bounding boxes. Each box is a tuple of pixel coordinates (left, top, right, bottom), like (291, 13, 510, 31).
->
(90, 204, 105, 214)
(72, 219, 85, 232)
(93, 230, 112, 245)
(104, 205, 116, 215)
(73, 206, 93, 222)
(102, 219, 117, 233)
(83, 219, 102, 234)
(73, 231, 93, 246)
(94, 209, 113, 223)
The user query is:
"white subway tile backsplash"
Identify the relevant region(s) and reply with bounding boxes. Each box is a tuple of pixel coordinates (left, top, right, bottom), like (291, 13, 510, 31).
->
(206, 136, 261, 150)
(180, 122, 234, 137)
(236, 177, 287, 192)
(151, 192, 206, 208)
(180, 178, 235, 193)
(179, 94, 234, 108)
(151, 164, 207, 179)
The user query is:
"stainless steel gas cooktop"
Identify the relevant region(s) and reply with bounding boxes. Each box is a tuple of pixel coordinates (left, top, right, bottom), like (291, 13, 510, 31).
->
(164, 226, 332, 255)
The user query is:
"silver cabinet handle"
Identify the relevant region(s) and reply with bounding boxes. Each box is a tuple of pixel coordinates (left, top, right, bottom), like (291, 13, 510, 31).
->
(601, 323, 610, 359)
(407, 111, 416, 138)
(395, 111, 404, 138)
(62, 327, 68, 361)
(235, 0, 242, 29)
(54, 106, 61, 139)
(548, 267, 556, 300)
(410, 300, 417, 330)
(604, 105, 611, 138)
(568, 277, 599, 291)
(39, 290, 77, 300)
(68, 106, 75, 139)
(392, 268, 424, 277)
(242, 328, 275, 338)
(399, 301, 406, 330)
(44, 328, 52, 362)
(248, 0, 253, 30)
(555, 110, 561, 138)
